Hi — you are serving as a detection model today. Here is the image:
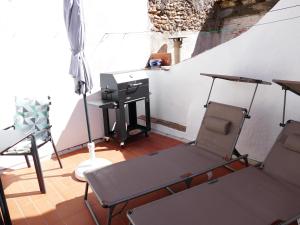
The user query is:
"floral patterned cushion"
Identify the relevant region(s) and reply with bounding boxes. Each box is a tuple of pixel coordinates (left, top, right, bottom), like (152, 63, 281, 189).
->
(14, 97, 50, 141)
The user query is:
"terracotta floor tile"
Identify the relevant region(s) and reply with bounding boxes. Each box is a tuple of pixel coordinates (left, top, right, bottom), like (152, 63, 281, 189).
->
(34, 200, 62, 224)
(17, 202, 47, 225)
(6, 199, 24, 222)
(62, 210, 94, 225)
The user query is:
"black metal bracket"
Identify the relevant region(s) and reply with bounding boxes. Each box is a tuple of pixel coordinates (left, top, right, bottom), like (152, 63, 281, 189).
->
(280, 88, 287, 127)
(233, 148, 248, 166)
(245, 83, 259, 119)
(204, 78, 215, 108)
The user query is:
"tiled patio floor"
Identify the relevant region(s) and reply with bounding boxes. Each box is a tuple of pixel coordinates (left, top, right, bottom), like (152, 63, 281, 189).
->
(1, 132, 239, 225)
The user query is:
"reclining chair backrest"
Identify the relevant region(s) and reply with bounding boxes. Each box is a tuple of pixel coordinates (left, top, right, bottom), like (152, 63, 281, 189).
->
(263, 120, 300, 187)
(196, 102, 247, 159)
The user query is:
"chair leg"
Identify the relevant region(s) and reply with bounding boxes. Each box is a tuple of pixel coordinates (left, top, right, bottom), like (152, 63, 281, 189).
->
(24, 155, 31, 168)
(50, 136, 63, 169)
(30, 142, 46, 193)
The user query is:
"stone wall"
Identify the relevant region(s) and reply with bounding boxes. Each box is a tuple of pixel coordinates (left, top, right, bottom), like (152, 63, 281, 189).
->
(148, 0, 279, 61)
(191, 0, 279, 56)
(148, 0, 216, 32)
(202, 0, 279, 31)
(148, 0, 279, 33)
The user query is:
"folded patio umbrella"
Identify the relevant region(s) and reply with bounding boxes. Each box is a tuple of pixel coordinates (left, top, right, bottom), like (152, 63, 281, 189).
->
(63, 0, 111, 181)
(64, 0, 92, 95)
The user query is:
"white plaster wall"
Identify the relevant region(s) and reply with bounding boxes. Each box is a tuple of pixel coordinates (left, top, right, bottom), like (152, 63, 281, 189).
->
(0, 0, 299, 169)
(147, 0, 300, 161)
(0, 0, 151, 168)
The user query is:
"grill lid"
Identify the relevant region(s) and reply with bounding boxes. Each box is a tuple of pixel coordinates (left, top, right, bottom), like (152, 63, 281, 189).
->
(100, 70, 149, 91)
(100, 70, 149, 102)
(113, 71, 148, 84)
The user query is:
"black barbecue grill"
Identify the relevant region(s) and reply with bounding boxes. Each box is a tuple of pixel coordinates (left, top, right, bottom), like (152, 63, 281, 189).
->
(88, 70, 151, 147)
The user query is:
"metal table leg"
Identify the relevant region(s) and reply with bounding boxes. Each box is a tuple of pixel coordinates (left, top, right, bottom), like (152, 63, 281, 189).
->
(128, 102, 137, 127)
(0, 177, 12, 225)
(102, 108, 110, 138)
(145, 97, 151, 131)
(116, 103, 127, 145)
(30, 135, 46, 193)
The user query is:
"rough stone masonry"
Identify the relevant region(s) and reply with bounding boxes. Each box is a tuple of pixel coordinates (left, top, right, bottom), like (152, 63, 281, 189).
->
(148, 0, 278, 33)
(148, 0, 217, 32)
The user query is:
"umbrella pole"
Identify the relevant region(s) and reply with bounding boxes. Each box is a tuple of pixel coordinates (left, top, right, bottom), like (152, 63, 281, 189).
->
(83, 93, 92, 143)
(83, 93, 95, 160)
(74, 93, 112, 181)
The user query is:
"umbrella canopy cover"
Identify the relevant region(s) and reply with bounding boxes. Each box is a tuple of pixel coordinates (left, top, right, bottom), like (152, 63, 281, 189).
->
(64, 0, 93, 94)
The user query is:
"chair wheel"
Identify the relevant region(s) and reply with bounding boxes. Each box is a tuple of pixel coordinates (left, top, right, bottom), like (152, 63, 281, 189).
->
(145, 132, 149, 137)
(120, 142, 125, 147)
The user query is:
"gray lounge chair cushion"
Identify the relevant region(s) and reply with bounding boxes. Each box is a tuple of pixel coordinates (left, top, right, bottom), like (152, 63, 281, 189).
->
(284, 134, 300, 153)
(84, 144, 226, 207)
(196, 102, 246, 158)
(264, 120, 300, 187)
(205, 116, 231, 135)
(85, 102, 246, 207)
(128, 167, 300, 225)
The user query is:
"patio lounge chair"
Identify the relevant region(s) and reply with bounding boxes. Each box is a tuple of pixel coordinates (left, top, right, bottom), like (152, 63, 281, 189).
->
(127, 79, 300, 225)
(84, 74, 271, 225)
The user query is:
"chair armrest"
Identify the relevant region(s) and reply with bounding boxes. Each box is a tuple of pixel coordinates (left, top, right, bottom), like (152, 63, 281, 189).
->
(186, 140, 196, 145)
(3, 125, 15, 130)
(44, 125, 52, 130)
